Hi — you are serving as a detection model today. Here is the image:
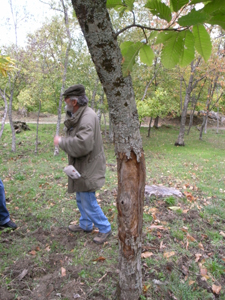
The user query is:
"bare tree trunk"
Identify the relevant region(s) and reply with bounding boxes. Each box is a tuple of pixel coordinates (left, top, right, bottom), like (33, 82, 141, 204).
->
(0, 89, 8, 139)
(216, 106, 219, 134)
(54, 0, 72, 156)
(199, 113, 208, 140)
(180, 74, 183, 111)
(175, 58, 201, 146)
(204, 116, 208, 134)
(147, 117, 152, 137)
(72, 1, 146, 298)
(187, 94, 197, 135)
(35, 100, 41, 154)
(91, 77, 99, 110)
(8, 86, 16, 152)
(108, 112, 114, 143)
(154, 116, 159, 129)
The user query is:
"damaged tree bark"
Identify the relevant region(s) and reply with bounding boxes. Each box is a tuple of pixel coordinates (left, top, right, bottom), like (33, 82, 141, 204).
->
(71, 1, 146, 299)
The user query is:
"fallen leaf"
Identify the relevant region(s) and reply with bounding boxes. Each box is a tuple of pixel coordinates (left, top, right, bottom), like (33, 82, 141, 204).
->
(186, 240, 189, 250)
(160, 241, 166, 250)
(195, 253, 202, 262)
(93, 256, 106, 262)
(141, 252, 154, 258)
(61, 267, 66, 277)
(168, 206, 181, 211)
(198, 242, 204, 251)
(222, 258, 225, 262)
(149, 225, 167, 230)
(35, 246, 41, 251)
(181, 226, 188, 232)
(29, 250, 36, 256)
(200, 268, 207, 276)
(163, 251, 175, 258)
(212, 284, 221, 294)
(187, 234, 196, 242)
(45, 246, 51, 252)
(143, 284, 150, 293)
(18, 269, 28, 281)
(189, 280, 195, 286)
(219, 231, 225, 238)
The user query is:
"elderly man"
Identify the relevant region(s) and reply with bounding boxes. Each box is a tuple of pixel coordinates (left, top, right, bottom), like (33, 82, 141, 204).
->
(0, 179, 17, 230)
(54, 84, 111, 244)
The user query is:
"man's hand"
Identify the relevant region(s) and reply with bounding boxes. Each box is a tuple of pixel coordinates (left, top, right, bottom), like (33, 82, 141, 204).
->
(54, 135, 61, 146)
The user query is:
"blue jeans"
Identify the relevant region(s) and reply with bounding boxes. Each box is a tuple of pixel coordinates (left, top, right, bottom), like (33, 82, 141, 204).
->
(0, 179, 10, 225)
(76, 192, 111, 233)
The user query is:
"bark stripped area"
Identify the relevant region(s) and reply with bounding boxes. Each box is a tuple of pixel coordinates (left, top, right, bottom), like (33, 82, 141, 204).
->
(72, 0, 146, 299)
(117, 151, 145, 299)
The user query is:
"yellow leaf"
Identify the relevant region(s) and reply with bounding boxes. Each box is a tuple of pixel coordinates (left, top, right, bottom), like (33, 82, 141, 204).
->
(141, 252, 154, 258)
(163, 251, 175, 258)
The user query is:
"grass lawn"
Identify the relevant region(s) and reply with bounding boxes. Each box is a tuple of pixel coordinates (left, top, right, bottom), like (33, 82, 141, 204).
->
(0, 123, 225, 300)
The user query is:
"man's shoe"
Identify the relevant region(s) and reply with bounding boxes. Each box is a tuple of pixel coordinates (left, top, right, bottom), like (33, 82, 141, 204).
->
(93, 230, 111, 244)
(1, 220, 17, 230)
(68, 224, 92, 233)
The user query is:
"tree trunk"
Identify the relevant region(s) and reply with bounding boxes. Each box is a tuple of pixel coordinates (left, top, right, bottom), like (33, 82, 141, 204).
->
(216, 106, 219, 134)
(35, 100, 41, 154)
(91, 77, 99, 110)
(199, 113, 208, 140)
(147, 117, 153, 137)
(108, 111, 114, 143)
(154, 116, 159, 129)
(54, 0, 72, 156)
(72, 1, 146, 298)
(0, 89, 8, 139)
(187, 94, 197, 135)
(8, 87, 16, 152)
(204, 116, 208, 134)
(175, 59, 201, 146)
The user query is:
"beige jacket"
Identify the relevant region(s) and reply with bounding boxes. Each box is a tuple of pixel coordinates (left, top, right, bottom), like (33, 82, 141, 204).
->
(59, 105, 106, 193)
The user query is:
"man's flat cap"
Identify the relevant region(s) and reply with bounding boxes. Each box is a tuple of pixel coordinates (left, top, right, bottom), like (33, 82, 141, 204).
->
(63, 84, 85, 97)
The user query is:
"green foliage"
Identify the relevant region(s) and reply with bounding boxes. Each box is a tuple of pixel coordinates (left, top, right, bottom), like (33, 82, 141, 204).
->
(137, 88, 179, 121)
(145, 0, 172, 23)
(192, 25, 212, 62)
(116, 0, 225, 74)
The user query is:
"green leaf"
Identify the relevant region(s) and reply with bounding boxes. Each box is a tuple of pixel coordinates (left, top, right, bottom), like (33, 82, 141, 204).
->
(125, 0, 135, 11)
(193, 25, 212, 61)
(179, 30, 195, 67)
(170, 0, 189, 12)
(178, 9, 209, 26)
(161, 32, 184, 68)
(106, 0, 123, 8)
(139, 45, 155, 66)
(190, 0, 213, 4)
(208, 14, 225, 30)
(155, 31, 176, 45)
(145, 0, 172, 22)
(148, 31, 158, 40)
(121, 42, 143, 76)
(120, 41, 134, 55)
(201, 0, 225, 15)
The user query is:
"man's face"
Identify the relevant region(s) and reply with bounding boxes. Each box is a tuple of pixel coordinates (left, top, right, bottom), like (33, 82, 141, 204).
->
(64, 98, 75, 113)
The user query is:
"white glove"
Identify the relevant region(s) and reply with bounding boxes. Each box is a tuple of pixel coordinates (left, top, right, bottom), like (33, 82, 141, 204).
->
(63, 165, 81, 179)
